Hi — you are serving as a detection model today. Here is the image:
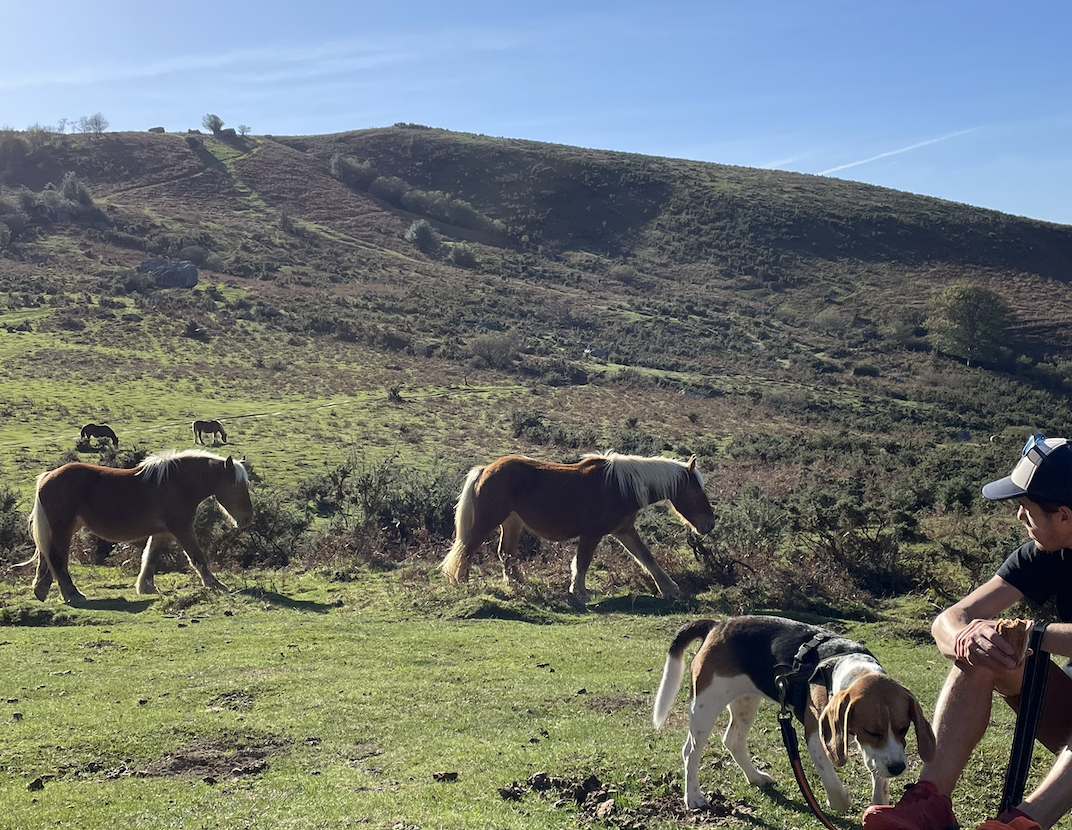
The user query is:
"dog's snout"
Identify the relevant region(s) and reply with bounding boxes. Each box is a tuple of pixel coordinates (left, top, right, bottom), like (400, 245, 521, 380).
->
(887, 761, 906, 777)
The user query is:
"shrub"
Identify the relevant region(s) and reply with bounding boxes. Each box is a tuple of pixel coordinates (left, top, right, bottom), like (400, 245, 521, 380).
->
(329, 154, 378, 190)
(214, 487, 311, 569)
(59, 172, 94, 206)
(368, 176, 407, 206)
(404, 219, 439, 256)
(447, 242, 478, 269)
(0, 485, 31, 559)
(470, 332, 517, 368)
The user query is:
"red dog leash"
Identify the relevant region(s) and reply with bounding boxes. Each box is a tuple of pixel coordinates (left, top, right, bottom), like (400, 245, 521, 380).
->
(778, 707, 843, 830)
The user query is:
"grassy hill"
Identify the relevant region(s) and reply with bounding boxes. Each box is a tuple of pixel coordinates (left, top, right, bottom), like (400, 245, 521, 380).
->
(2, 123, 1072, 607)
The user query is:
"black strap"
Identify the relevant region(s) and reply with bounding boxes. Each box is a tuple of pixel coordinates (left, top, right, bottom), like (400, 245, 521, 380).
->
(999, 623, 1049, 816)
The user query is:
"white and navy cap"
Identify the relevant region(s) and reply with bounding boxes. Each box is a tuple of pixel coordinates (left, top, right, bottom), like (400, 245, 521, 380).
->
(982, 433, 1072, 504)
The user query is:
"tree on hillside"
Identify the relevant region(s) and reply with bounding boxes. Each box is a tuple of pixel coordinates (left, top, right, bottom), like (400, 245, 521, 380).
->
(237, 124, 251, 136)
(78, 113, 109, 136)
(926, 283, 1016, 367)
(202, 113, 224, 134)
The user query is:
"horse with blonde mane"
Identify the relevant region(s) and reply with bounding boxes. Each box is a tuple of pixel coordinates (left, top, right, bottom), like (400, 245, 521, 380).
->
(441, 452, 716, 603)
(24, 449, 252, 604)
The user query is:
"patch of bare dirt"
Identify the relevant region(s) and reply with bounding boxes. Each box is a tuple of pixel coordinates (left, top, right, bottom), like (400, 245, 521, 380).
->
(206, 691, 255, 712)
(498, 770, 756, 828)
(141, 733, 288, 782)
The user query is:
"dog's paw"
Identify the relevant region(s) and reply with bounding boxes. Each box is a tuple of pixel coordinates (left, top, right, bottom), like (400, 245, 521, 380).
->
(826, 787, 852, 815)
(746, 770, 776, 787)
(685, 791, 710, 810)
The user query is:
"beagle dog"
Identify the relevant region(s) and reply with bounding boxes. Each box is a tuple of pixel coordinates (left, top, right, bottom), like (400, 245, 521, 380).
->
(652, 615, 935, 812)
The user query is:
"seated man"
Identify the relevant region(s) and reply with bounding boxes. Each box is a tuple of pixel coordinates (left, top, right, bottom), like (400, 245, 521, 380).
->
(863, 434, 1072, 830)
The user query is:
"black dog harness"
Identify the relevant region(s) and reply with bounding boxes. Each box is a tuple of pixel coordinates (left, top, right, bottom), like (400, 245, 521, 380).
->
(774, 630, 873, 721)
(774, 630, 873, 830)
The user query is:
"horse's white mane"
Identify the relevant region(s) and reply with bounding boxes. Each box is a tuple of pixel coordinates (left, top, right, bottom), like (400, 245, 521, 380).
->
(585, 452, 701, 507)
(138, 449, 249, 486)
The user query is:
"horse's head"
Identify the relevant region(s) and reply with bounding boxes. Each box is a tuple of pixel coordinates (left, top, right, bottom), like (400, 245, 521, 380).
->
(215, 456, 253, 529)
(670, 456, 716, 535)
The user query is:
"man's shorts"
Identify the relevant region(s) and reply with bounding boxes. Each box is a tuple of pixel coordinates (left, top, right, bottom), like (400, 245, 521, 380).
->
(1001, 660, 1072, 753)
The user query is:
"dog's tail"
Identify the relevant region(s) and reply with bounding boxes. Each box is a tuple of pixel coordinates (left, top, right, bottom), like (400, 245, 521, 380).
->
(441, 465, 484, 583)
(652, 618, 719, 729)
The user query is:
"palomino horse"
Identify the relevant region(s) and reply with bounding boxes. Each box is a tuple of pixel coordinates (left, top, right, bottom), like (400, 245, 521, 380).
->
(193, 419, 228, 444)
(441, 452, 716, 603)
(80, 423, 118, 445)
(25, 449, 252, 604)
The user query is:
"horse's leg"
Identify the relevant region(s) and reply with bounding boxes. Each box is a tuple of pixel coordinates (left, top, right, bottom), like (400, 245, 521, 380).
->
(171, 526, 228, 591)
(611, 526, 682, 599)
(568, 535, 601, 606)
(497, 514, 524, 584)
(135, 535, 169, 595)
(45, 526, 85, 605)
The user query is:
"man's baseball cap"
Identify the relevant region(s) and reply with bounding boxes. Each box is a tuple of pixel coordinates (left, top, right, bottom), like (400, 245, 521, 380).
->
(982, 433, 1072, 504)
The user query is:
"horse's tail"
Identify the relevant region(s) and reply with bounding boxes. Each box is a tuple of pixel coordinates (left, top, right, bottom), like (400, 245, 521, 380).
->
(441, 465, 484, 583)
(652, 618, 719, 729)
(19, 479, 52, 569)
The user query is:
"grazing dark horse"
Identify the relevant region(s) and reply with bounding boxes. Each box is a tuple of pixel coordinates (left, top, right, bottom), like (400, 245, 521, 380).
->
(193, 419, 227, 444)
(24, 449, 252, 604)
(441, 452, 716, 603)
(80, 423, 118, 445)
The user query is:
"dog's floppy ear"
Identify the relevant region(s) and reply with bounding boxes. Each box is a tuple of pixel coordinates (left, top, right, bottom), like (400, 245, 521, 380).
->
(820, 689, 853, 767)
(909, 693, 936, 762)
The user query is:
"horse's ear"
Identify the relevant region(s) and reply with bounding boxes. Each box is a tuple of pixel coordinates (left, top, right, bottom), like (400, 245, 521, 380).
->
(225, 456, 235, 470)
(686, 455, 696, 471)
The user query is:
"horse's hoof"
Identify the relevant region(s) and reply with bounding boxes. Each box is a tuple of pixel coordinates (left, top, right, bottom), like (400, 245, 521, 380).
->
(135, 583, 157, 595)
(63, 592, 87, 607)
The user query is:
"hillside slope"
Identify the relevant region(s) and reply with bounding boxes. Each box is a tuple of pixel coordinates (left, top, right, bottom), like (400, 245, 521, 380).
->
(1, 125, 1072, 500)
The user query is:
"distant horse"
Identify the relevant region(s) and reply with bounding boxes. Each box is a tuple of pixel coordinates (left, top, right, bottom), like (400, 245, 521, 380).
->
(193, 419, 227, 444)
(441, 452, 716, 603)
(24, 449, 252, 604)
(80, 423, 118, 446)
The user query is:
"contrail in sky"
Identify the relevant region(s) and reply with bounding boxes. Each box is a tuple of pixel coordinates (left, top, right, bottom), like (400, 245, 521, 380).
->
(819, 128, 978, 175)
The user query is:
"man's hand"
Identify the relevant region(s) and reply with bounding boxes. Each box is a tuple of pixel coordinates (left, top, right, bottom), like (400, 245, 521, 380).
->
(953, 618, 1033, 671)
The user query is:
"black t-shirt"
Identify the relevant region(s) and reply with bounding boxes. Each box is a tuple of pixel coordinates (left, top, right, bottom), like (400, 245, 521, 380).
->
(996, 541, 1072, 622)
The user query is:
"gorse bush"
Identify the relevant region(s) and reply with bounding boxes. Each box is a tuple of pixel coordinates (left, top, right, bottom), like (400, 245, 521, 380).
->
(404, 219, 439, 256)
(329, 154, 378, 190)
(0, 485, 31, 557)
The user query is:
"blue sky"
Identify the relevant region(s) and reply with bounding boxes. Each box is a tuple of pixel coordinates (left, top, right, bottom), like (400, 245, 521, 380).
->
(3, 1, 1070, 225)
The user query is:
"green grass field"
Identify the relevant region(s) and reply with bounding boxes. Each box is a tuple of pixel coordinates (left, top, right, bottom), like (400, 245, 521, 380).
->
(0, 565, 1049, 830)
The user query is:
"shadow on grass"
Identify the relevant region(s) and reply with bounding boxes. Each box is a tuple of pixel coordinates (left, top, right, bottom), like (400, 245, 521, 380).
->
(0, 596, 156, 626)
(234, 587, 339, 613)
(753, 781, 861, 830)
(585, 593, 706, 616)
